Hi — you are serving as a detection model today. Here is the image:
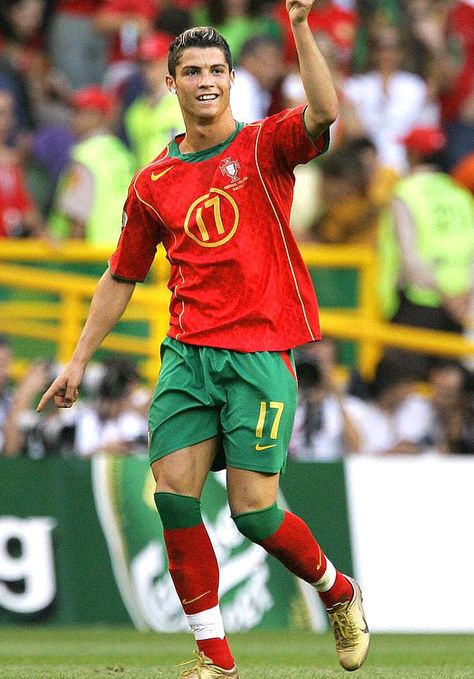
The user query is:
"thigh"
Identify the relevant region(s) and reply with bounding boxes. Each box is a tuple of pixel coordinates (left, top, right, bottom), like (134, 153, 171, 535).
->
(148, 338, 220, 466)
(152, 438, 218, 498)
(220, 350, 298, 474)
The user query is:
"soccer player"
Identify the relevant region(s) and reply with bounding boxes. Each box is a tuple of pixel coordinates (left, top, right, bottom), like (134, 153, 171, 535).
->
(37, 1, 370, 677)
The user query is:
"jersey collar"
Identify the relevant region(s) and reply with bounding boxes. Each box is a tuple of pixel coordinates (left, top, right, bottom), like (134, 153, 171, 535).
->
(168, 122, 244, 162)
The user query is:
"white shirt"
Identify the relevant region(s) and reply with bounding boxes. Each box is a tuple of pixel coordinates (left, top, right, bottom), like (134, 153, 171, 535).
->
(343, 71, 439, 172)
(290, 394, 368, 461)
(72, 405, 147, 457)
(230, 68, 271, 124)
(355, 394, 433, 456)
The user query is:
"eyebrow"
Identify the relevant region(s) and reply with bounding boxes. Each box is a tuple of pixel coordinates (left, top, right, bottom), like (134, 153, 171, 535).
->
(180, 63, 227, 70)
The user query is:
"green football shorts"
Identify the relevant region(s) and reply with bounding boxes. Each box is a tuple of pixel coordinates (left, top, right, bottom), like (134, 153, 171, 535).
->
(148, 337, 298, 473)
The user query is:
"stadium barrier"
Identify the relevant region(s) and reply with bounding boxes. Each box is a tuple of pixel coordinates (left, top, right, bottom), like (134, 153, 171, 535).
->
(1, 240, 473, 381)
(0, 456, 349, 631)
(1, 455, 472, 632)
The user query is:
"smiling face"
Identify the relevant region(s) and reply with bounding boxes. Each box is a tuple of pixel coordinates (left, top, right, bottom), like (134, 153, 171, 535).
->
(167, 47, 234, 123)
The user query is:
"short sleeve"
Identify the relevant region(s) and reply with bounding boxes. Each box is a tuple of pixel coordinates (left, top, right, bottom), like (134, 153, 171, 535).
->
(109, 179, 162, 283)
(261, 105, 330, 170)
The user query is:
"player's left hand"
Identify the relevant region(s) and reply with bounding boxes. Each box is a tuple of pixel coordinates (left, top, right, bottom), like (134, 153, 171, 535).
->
(286, 0, 315, 24)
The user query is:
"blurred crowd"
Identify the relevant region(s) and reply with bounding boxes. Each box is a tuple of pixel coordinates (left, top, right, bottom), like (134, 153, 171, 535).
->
(0, 0, 473, 458)
(1, 332, 473, 459)
(0, 335, 151, 458)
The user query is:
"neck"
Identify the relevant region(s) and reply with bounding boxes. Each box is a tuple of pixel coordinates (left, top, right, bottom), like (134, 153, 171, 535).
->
(179, 110, 236, 153)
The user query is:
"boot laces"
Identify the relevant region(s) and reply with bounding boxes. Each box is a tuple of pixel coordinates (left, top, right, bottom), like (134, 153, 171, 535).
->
(178, 650, 208, 677)
(330, 607, 358, 651)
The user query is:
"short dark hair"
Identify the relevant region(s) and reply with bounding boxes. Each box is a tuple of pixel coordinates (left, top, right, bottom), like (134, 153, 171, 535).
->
(168, 26, 232, 78)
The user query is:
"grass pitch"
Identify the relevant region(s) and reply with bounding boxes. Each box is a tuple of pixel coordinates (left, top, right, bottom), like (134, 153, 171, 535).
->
(0, 628, 473, 678)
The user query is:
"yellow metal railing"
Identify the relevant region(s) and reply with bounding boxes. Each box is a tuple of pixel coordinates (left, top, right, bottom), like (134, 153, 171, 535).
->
(299, 244, 381, 375)
(1, 241, 473, 382)
(300, 243, 474, 375)
(0, 239, 169, 281)
(0, 262, 170, 385)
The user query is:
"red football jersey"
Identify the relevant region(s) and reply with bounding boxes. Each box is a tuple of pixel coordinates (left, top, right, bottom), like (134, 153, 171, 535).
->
(110, 105, 329, 352)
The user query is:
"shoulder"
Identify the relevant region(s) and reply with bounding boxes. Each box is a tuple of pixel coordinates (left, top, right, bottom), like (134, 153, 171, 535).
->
(131, 150, 175, 201)
(257, 105, 307, 132)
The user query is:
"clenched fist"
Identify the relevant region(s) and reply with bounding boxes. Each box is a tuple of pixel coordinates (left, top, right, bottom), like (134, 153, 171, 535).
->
(286, 0, 315, 24)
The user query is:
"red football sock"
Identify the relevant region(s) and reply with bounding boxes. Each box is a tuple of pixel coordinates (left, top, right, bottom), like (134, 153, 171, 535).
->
(318, 571, 354, 609)
(260, 511, 353, 608)
(164, 523, 234, 670)
(197, 637, 235, 670)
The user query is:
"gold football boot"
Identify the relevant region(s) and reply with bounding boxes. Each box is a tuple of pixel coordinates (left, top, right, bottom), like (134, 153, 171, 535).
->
(327, 576, 370, 671)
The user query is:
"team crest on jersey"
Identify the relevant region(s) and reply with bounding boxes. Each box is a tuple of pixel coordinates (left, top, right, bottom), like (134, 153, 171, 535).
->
(220, 157, 241, 182)
(219, 157, 247, 191)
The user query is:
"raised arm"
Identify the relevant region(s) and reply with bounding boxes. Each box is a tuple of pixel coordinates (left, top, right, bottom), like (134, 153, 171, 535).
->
(287, 0, 339, 137)
(37, 269, 135, 411)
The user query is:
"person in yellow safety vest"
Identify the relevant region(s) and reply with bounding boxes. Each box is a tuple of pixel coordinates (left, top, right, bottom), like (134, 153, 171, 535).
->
(123, 32, 184, 170)
(49, 86, 134, 247)
(378, 125, 474, 380)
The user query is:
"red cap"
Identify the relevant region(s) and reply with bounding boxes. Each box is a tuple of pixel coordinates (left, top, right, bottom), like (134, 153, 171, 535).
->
(139, 32, 172, 61)
(399, 126, 446, 156)
(70, 86, 114, 116)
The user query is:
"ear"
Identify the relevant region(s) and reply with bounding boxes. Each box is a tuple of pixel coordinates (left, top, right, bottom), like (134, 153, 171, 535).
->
(230, 69, 236, 88)
(165, 74, 176, 95)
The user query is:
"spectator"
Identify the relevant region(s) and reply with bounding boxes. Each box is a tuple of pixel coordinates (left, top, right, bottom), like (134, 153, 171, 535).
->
(0, 0, 47, 132)
(0, 336, 13, 453)
(352, 0, 402, 73)
(356, 356, 432, 456)
(0, 0, 71, 129)
(350, 135, 399, 208)
(230, 34, 283, 123)
(47, 0, 109, 90)
(2, 359, 54, 457)
(0, 87, 46, 237)
(307, 137, 397, 245)
(343, 24, 440, 173)
(301, 335, 371, 400)
(289, 351, 365, 460)
(69, 358, 148, 457)
(378, 125, 474, 381)
(424, 0, 474, 171)
(281, 31, 362, 144)
(308, 144, 376, 245)
(424, 361, 474, 455)
(2, 357, 149, 457)
(152, 0, 191, 37)
(94, 0, 158, 92)
(48, 85, 134, 245)
(192, 0, 282, 66)
(122, 32, 183, 169)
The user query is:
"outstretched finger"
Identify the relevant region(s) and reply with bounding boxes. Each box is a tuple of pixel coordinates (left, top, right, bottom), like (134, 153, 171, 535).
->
(36, 385, 59, 412)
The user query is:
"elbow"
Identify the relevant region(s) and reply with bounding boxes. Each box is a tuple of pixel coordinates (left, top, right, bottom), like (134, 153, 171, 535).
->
(321, 103, 339, 127)
(308, 102, 339, 130)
